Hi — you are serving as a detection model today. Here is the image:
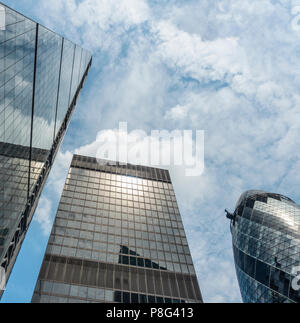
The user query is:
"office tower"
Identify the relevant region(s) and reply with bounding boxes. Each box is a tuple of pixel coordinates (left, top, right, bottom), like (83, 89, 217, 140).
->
(31, 155, 203, 303)
(226, 190, 300, 303)
(0, 3, 92, 294)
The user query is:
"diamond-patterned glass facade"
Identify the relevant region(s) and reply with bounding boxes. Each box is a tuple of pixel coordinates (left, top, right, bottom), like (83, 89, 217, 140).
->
(0, 2, 92, 294)
(229, 190, 300, 303)
(32, 155, 203, 303)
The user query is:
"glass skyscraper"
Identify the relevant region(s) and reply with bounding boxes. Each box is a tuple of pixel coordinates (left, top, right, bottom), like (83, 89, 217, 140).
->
(31, 155, 202, 303)
(227, 190, 300, 303)
(0, 2, 92, 295)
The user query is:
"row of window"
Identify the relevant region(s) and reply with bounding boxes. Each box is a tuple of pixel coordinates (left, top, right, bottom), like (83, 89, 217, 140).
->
(233, 245, 300, 302)
(62, 190, 177, 206)
(54, 217, 185, 238)
(61, 196, 179, 213)
(64, 183, 175, 198)
(234, 217, 300, 264)
(58, 203, 181, 223)
(46, 244, 194, 275)
(33, 281, 190, 303)
(69, 168, 171, 188)
(51, 224, 188, 250)
(50, 231, 190, 254)
(71, 160, 171, 184)
(62, 191, 177, 210)
(50, 228, 190, 255)
(66, 176, 173, 193)
(64, 180, 175, 196)
(237, 267, 292, 303)
(38, 254, 201, 300)
(57, 209, 183, 230)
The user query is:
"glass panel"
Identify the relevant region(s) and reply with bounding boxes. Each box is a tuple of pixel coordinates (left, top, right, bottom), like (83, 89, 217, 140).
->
(54, 39, 75, 137)
(31, 25, 62, 152)
(0, 6, 36, 264)
(69, 45, 81, 103)
(31, 157, 202, 303)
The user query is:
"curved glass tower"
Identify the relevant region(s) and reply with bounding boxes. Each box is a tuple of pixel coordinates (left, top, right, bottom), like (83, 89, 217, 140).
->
(227, 190, 300, 303)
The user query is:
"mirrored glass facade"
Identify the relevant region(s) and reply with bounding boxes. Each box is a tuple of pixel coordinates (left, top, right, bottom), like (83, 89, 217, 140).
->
(228, 190, 300, 303)
(0, 2, 92, 294)
(32, 155, 203, 303)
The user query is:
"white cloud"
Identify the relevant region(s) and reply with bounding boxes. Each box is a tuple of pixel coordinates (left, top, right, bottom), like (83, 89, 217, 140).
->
(33, 197, 52, 236)
(37, 0, 150, 51)
(153, 21, 248, 84)
(23, 0, 300, 303)
(165, 105, 189, 121)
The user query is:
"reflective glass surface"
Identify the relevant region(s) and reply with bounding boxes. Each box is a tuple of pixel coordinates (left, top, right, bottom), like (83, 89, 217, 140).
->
(230, 190, 300, 303)
(32, 156, 203, 303)
(55, 39, 75, 138)
(0, 2, 92, 289)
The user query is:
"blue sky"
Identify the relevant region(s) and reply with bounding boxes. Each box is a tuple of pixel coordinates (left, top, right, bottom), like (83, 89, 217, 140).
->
(2, 0, 300, 303)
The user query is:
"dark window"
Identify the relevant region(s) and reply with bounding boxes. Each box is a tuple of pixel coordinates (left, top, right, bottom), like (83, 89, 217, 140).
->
(137, 258, 144, 267)
(246, 199, 255, 209)
(122, 255, 129, 265)
(145, 259, 152, 268)
(131, 293, 139, 303)
(256, 195, 267, 203)
(255, 260, 270, 287)
(237, 205, 244, 216)
(148, 295, 156, 303)
(139, 294, 147, 303)
(114, 291, 122, 302)
(123, 292, 130, 303)
(130, 257, 137, 266)
(244, 254, 256, 277)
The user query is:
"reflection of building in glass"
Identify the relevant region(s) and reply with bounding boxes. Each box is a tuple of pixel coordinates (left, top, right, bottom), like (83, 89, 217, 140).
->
(0, 5, 6, 31)
(32, 155, 203, 303)
(0, 3, 92, 296)
(227, 190, 300, 303)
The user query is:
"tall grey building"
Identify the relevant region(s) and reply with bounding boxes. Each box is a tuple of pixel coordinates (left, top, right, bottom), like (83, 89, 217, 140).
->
(32, 155, 203, 303)
(0, 2, 92, 295)
(227, 190, 300, 303)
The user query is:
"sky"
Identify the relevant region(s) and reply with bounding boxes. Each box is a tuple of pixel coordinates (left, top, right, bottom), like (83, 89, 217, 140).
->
(2, 0, 300, 303)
